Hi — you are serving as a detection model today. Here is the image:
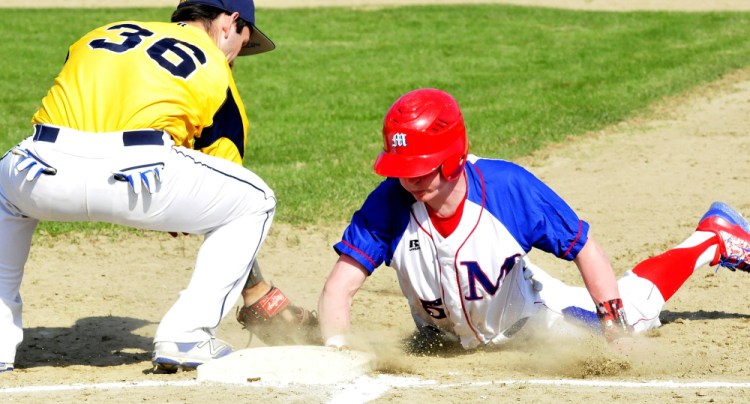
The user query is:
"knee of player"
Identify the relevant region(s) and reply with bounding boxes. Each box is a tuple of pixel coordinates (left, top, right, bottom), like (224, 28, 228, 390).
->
(255, 194, 277, 219)
(266, 194, 277, 211)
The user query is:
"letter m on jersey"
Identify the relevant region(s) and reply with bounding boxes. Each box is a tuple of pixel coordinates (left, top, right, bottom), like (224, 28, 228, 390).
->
(460, 259, 516, 301)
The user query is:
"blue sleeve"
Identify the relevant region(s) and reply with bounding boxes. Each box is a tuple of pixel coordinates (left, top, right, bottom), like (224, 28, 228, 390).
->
(474, 159, 589, 260)
(334, 178, 413, 274)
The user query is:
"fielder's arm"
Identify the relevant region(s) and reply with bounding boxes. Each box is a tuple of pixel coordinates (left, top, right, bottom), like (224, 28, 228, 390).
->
(318, 254, 368, 348)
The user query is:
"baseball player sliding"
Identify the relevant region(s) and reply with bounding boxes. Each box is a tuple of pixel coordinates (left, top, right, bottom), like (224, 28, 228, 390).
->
(0, 0, 316, 374)
(318, 88, 750, 350)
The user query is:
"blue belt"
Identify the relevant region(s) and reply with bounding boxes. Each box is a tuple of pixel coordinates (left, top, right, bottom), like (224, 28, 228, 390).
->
(32, 125, 165, 146)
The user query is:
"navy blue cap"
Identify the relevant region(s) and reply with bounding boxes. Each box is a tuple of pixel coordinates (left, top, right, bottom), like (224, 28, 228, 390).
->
(177, 0, 275, 55)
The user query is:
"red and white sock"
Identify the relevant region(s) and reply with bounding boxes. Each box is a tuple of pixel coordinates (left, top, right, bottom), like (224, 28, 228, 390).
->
(631, 231, 718, 301)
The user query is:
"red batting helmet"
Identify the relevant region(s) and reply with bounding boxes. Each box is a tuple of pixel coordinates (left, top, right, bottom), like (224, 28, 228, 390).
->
(373, 88, 468, 180)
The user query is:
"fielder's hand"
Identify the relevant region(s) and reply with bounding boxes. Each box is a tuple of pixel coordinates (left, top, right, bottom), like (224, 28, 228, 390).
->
(236, 286, 321, 346)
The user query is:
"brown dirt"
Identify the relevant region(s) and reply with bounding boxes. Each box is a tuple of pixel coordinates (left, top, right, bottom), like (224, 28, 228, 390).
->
(3, 1, 750, 403)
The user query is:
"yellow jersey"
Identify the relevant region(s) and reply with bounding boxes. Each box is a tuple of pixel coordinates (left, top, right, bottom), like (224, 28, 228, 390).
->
(32, 21, 249, 164)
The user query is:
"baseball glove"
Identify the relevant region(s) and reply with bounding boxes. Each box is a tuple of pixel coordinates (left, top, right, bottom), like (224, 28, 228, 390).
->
(236, 286, 321, 346)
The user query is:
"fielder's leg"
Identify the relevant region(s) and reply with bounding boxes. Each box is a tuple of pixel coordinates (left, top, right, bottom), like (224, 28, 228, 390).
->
(0, 187, 38, 371)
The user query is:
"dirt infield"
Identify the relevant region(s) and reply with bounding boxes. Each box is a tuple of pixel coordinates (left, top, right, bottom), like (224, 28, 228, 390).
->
(3, 0, 750, 403)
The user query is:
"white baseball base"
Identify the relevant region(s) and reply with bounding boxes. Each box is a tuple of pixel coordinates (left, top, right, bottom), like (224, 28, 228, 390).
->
(196, 345, 376, 385)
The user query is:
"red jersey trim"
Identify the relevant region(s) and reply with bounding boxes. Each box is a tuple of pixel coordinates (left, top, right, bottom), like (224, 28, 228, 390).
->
(340, 239, 378, 268)
(560, 220, 584, 259)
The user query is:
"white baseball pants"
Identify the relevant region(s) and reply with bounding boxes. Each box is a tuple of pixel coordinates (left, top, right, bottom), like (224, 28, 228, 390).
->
(0, 125, 276, 364)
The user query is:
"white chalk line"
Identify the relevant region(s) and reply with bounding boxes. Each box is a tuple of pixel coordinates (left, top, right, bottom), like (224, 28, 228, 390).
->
(2, 375, 750, 397)
(0, 379, 201, 393)
(326, 375, 750, 403)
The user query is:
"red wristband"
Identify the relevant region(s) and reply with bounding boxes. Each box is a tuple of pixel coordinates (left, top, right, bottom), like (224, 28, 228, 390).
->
(596, 298, 632, 341)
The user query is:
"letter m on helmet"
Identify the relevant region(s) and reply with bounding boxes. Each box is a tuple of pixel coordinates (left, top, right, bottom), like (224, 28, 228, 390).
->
(391, 133, 408, 147)
(374, 88, 469, 181)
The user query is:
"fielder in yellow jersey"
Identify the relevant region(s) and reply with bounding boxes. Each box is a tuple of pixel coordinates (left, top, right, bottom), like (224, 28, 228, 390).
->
(33, 20, 249, 164)
(0, 0, 318, 374)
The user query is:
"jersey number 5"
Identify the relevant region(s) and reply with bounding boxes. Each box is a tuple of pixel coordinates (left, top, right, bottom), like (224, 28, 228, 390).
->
(420, 298, 447, 319)
(89, 23, 207, 79)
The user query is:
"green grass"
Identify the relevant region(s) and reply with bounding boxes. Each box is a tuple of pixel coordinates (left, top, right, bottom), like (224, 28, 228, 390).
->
(2, 5, 750, 233)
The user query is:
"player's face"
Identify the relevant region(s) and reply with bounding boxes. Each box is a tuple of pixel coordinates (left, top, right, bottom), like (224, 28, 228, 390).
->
(398, 169, 448, 203)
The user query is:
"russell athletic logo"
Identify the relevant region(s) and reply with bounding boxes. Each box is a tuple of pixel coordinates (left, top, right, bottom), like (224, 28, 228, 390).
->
(409, 239, 420, 251)
(391, 133, 408, 148)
